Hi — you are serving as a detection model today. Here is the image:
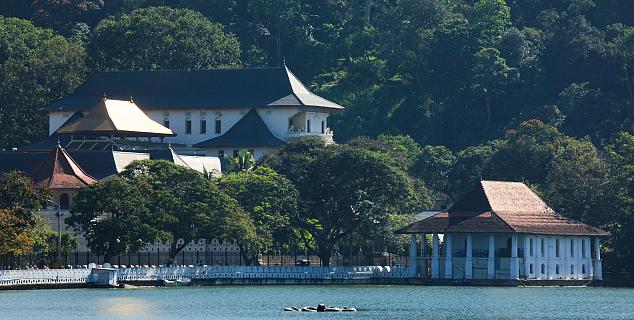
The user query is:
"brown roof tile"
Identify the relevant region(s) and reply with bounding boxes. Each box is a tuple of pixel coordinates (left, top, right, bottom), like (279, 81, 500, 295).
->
(30, 145, 97, 190)
(399, 180, 608, 236)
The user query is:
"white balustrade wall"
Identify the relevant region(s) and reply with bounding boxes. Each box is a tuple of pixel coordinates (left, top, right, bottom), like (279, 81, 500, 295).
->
(0, 269, 91, 286)
(117, 265, 412, 281)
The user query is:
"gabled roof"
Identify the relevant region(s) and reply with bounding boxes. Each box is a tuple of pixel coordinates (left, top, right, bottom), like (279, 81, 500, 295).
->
(41, 66, 344, 112)
(193, 109, 284, 148)
(30, 145, 97, 190)
(399, 180, 608, 236)
(56, 98, 175, 137)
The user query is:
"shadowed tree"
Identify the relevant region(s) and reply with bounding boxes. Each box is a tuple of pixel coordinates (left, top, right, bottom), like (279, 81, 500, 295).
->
(88, 6, 241, 71)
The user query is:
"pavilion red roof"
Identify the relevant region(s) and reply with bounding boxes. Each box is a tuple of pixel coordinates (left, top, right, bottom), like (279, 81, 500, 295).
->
(30, 145, 97, 190)
(399, 181, 608, 236)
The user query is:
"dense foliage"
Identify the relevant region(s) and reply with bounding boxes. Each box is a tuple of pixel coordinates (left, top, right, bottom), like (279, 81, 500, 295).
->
(1, 0, 634, 272)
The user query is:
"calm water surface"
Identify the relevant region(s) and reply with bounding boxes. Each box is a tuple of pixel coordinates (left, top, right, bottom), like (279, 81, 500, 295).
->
(1, 285, 632, 319)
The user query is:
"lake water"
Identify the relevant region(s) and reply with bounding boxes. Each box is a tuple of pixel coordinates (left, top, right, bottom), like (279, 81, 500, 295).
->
(1, 285, 633, 319)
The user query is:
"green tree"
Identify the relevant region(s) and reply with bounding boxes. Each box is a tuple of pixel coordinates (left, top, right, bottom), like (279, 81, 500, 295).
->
(471, 47, 519, 134)
(88, 6, 241, 71)
(447, 141, 500, 200)
(470, 0, 511, 47)
(0, 17, 87, 149)
(0, 171, 50, 255)
(30, 215, 78, 260)
(411, 145, 456, 197)
(608, 26, 634, 100)
(119, 160, 246, 265)
(226, 150, 256, 173)
(544, 139, 615, 227)
(604, 132, 634, 272)
(263, 137, 430, 265)
(485, 119, 564, 185)
(67, 177, 162, 262)
(217, 166, 299, 263)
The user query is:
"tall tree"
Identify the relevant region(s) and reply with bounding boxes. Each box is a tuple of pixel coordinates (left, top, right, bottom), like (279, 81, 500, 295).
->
(119, 160, 247, 264)
(88, 6, 241, 71)
(217, 166, 299, 264)
(0, 17, 87, 149)
(608, 26, 634, 100)
(263, 137, 430, 265)
(67, 177, 162, 262)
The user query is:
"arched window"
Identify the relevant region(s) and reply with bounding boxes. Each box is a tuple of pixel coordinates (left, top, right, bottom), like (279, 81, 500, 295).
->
(556, 264, 560, 275)
(59, 193, 70, 209)
(570, 264, 575, 275)
(582, 264, 586, 274)
(541, 264, 545, 274)
(529, 264, 534, 274)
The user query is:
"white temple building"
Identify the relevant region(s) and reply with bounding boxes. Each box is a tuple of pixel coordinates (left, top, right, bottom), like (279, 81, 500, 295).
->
(400, 180, 608, 282)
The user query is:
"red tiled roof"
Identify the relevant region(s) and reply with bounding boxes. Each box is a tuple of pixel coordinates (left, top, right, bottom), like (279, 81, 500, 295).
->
(399, 180, 608, 236)
(30, 145, 97, 190)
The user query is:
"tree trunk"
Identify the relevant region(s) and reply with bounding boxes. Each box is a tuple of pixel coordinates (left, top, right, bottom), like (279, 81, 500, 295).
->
(483, 93, 492, 136)
(625, 63, 633, 100)
(167, 241, 187, 266)
(318, 247, 332, 267)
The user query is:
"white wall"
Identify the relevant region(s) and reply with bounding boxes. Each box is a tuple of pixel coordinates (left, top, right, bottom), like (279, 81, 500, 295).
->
(523, 235, 594, 280)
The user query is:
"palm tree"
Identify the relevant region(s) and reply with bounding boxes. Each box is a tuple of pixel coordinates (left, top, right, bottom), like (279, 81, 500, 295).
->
(227, 150, 256, 172)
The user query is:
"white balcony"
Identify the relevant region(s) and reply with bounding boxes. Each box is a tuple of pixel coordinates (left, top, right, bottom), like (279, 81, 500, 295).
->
(287, 128, 334, 144)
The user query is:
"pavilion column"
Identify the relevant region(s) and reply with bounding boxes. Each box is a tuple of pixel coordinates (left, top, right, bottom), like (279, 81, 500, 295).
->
(487, 234, 495, 280)
(510, 235, 518, 280)
(593, 237, 602, 280)
(409, 234, 417, 277)
(524, 236, 531, 279)
(465, 233, 473, 280)
(431, 234, 439, 279)
(444, 233, 453, 279)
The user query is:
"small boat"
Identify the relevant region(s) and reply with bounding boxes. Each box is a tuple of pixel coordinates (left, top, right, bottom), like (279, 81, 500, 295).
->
(284, 306, 301, 312)
(162, 280, 176, 287)
(176, 278, 191, 286)
(286, 305, 356, 312)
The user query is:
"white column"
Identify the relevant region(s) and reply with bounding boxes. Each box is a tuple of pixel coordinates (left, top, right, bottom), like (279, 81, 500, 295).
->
(524, 236, 531, 279)
(585, 237, 592, 278)
(593, 237, 602, 280)
(487, 234, 495, 280)
(431, 233, 439, 279)
(444, 233, 453, 279)
(465, 233, 473, 280)
(409, 234, 417, 277)
(510, 235, 518, 279)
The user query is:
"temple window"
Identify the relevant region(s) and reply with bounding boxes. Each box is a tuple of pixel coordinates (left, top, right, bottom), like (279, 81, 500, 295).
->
(185, 118, 192, 134)
(215, 118, 221, 134)
(59, 193, 70, 210)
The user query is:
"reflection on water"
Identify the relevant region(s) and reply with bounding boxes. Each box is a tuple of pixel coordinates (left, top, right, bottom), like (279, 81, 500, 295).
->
(98, 297, 152, 318)
(1, 286, 633, 320)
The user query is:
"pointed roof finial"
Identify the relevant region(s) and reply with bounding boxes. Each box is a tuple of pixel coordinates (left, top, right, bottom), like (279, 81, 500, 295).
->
(102, 92, 107, 101)
(56, 136, 61, 148)
(282, 57, 286, 67)
(129, 95, 134, 103)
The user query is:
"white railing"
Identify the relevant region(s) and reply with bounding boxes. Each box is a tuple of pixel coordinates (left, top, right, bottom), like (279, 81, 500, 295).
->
(0, 269, 91, 286)
(286, 131, 334, 143)
(116, 265, 411, 282)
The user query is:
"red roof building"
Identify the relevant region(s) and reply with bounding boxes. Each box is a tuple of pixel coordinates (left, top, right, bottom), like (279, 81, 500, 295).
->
(400, 180, 607, 283)
(30, 145, 97, 209)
